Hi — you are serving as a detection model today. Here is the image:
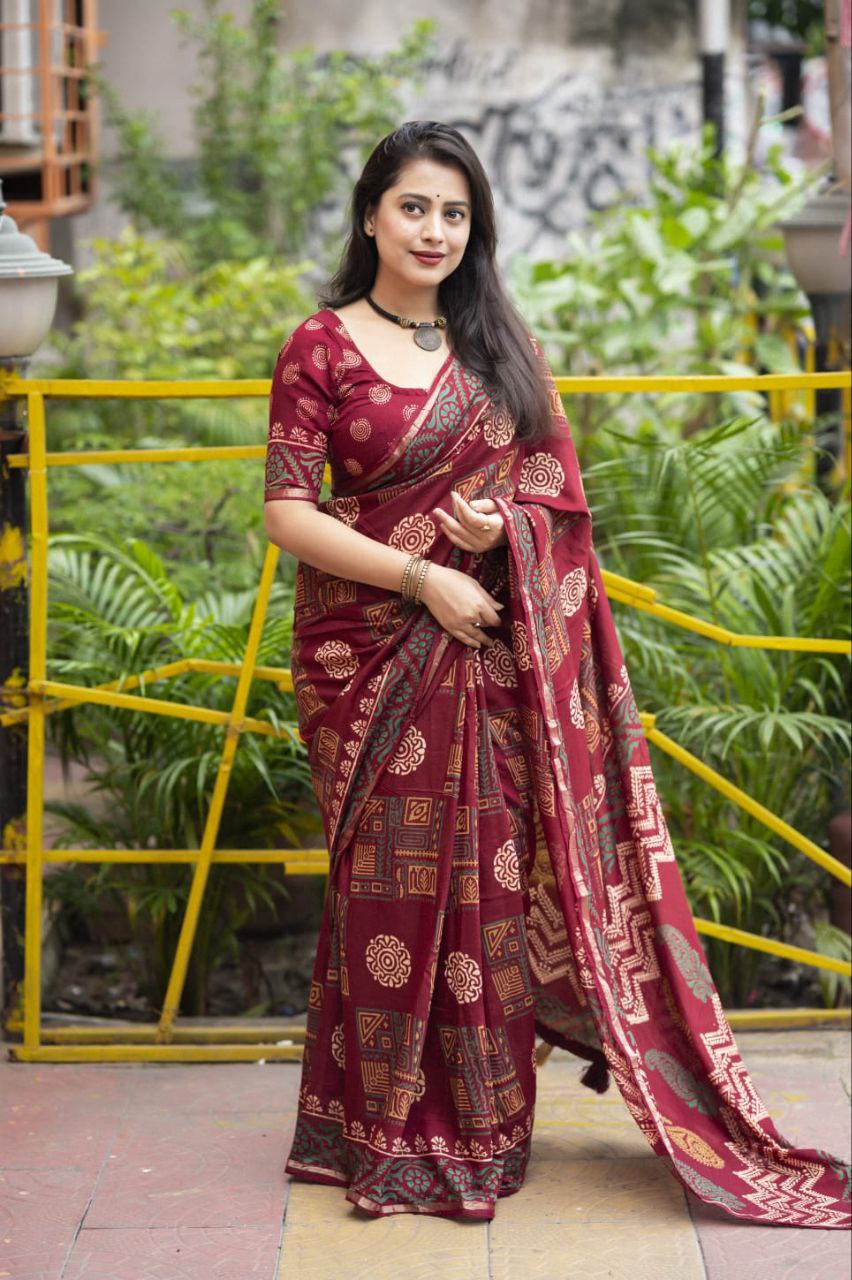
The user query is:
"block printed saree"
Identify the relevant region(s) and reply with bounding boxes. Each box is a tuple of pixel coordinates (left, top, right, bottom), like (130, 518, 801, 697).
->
(264, 309, 852, 1224)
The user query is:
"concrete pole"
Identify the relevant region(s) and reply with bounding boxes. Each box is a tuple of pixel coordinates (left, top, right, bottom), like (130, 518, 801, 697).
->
(699, 0, 730, 156)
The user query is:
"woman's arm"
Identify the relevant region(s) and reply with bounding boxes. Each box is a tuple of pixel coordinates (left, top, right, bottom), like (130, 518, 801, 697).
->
(264, 499, 505, 650)
(264, 500, 412, 593)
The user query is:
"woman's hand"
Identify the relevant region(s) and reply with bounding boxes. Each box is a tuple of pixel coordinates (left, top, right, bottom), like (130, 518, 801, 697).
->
(432, 491, 507, 553)
(419, 562, 505, 649)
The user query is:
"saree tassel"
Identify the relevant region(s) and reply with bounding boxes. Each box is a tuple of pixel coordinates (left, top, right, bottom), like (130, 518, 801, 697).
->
(532, 1021, 610, 1091)
(534, 1039, 555, 1069)
(578, 1053, 611, 1095)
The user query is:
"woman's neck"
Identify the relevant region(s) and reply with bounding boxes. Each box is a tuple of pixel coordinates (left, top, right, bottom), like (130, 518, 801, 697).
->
(367, 271, 441, 321)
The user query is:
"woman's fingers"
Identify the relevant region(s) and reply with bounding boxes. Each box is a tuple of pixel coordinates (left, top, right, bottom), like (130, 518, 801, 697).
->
(432, 507, 480, 552)
(452, 491, 489, 531)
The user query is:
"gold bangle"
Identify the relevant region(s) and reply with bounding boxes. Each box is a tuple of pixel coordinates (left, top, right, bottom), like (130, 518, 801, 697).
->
(400, 553, 414, 599)
(412, 557, 428, 602)
(400, 558, 411, 600)
(412, 557, 431, 603)
(400, 553, 420, 601)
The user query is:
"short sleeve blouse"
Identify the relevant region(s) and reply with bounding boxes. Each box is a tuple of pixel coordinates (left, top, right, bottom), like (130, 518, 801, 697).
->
(264, 317, 337, 505)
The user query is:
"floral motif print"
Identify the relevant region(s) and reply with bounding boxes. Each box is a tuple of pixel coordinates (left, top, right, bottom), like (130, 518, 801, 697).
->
(560, 566, 587, 616)
(387, 725, 427, 775)
(444, 952, 483, 1004)
(366, 934, 412, 988)
(483, 639, 518, 688)
(483, 407, 514, 447)
(315, 640, 358, 680)
(493, 839, 521, 891)
(518, 451, 565, 495)
(388, 513, 436, 556)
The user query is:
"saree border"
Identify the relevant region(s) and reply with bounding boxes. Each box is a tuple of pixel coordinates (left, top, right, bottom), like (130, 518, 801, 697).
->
(350, 364, 492, 496)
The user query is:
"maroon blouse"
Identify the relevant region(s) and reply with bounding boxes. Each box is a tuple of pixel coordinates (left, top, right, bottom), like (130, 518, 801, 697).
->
(264, 308, 455, 506)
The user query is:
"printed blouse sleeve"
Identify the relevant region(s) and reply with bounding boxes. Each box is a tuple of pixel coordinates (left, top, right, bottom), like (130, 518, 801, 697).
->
(264, 320, 337, 505)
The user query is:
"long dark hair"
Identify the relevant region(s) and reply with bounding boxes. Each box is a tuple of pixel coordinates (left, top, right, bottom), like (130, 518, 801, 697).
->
(317, 120, 556, 444)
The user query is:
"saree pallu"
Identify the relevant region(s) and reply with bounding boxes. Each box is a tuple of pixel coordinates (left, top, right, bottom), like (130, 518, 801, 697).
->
(278, 331, 852, 1225)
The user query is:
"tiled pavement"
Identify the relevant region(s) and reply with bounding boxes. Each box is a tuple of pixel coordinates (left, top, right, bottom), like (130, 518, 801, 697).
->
(0, 1028, 849, 1279)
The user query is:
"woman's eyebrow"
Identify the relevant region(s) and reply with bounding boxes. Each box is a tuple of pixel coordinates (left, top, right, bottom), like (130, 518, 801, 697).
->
(399, 191, 471, 209)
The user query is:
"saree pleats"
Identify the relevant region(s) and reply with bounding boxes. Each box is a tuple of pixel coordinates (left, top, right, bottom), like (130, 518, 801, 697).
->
(268, 311, 851, 1225)
(285, 641, 539, 1217)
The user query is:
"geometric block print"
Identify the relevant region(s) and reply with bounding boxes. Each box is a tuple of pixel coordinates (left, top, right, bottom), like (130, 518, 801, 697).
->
(349, 793, 448, 902)
(482, 914, 534, 1021)
(356, 1008, 427, 1120)
(438, 1023, 526, 1133)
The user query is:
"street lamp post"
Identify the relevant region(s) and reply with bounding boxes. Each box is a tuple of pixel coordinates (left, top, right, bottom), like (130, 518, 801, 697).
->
(0, 178, 72, 1026)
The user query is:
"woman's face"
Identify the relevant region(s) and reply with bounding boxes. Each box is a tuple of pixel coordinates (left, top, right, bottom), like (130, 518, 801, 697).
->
(366, 156, 472, 293)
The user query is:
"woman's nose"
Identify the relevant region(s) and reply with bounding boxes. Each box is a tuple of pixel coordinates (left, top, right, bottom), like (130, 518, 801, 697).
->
(423, 213, 445, 241)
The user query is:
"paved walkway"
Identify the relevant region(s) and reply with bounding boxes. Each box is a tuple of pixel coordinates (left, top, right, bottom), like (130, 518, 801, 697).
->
(1, 1028, 849, 1279)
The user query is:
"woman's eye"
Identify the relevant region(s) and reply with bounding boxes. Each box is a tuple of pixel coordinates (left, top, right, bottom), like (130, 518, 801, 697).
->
(402, 203, 465, 220)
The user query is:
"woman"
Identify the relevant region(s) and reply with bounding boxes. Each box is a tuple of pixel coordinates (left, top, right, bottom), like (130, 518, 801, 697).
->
(263, 121, 851, 1225)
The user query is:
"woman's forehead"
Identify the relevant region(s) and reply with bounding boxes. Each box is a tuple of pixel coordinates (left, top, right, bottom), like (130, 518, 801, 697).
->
(391, 157, 470, 199)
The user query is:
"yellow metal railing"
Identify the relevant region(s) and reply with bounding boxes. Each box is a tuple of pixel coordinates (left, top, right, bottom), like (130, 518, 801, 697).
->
(0, 365, 850, 1062)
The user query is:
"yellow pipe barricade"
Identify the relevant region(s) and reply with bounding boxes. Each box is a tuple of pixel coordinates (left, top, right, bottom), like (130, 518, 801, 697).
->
(1, 367, 849, 1062)
(23, 393, 48, 1054)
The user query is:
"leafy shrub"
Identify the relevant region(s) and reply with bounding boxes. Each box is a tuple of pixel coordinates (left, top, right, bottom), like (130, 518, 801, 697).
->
(43, 534, 319, 1014)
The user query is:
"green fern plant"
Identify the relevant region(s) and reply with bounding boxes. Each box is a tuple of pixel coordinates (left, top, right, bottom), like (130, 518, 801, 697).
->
(44, 534, 318, 1016)
(583, 413, 851, 1005)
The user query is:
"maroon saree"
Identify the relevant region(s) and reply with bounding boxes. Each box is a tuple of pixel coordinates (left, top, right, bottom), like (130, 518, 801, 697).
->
(264, 309, 852, 1225)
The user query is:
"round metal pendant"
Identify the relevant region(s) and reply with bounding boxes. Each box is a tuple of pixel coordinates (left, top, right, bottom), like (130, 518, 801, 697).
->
(413, 325, 442, 351)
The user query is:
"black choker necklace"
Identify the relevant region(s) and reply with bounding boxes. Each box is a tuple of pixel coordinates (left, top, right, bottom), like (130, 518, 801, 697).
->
(364, 292, 447, 351)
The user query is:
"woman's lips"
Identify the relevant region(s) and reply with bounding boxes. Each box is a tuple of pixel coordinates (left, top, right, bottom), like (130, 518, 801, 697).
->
(412, 252, 445, 264)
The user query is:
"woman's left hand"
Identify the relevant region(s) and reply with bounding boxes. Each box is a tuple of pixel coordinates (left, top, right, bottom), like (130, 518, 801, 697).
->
(432, 490, 507, 553)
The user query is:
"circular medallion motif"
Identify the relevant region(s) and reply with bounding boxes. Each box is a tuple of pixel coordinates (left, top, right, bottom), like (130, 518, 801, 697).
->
(493, 838, 521, 891)
(366, 934, 412, 988)
(560, 567, 587, 616)
(388, 513, 436, 556)
(296, 395, 319, 422)
(519, 452, 565, 495)
(483, 640, 517, 688)
(569, 679, 585, 729)
(483, 408, 514, 447)
(315, 639, 358, 679)
(444, 951, 483, 1004)
(387, 725, 427, 776)
(326, 496, 359, 525)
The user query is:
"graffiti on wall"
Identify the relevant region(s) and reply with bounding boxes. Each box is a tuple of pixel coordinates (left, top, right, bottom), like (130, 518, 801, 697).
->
(445, 74, 698, 258)
(315, 42, 700, 264)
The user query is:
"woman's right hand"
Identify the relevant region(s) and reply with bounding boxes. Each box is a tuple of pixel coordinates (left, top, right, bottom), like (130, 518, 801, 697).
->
(418, 562, 505, 649)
